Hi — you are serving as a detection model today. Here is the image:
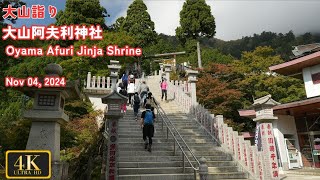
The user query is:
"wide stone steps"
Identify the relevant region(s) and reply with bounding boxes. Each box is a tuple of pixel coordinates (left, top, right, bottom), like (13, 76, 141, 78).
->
(119, 137, 214, 144)
(115, 78, 248, 179)
(119, 150, 229, 157)
(119, 173, 248, 180)
(118, 161, 237, 168)
(119, 155, 231, 162)
(145, 77, 249, 179)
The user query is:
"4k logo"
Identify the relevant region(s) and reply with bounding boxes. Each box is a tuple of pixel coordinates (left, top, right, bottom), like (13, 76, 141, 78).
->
(6, 150, 51, 179)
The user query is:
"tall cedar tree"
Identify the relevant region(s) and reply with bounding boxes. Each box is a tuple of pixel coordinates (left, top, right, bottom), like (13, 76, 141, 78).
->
(176, 0, 216, 44)
(55, 0, 109, 29)
(121, 0, 157, 48)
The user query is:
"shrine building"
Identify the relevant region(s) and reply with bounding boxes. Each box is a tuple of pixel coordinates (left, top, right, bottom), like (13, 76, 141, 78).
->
(239, 43, 320, 172)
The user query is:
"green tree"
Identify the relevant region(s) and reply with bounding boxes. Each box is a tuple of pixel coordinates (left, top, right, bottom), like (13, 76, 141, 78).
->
(120, 0, 157, 47)
(55, 0, 109, 29)
(176, 0, 216, 44)
(232, 46, 305, 107)
(112, 16, 125, 32)
(0, 0, 25, 23)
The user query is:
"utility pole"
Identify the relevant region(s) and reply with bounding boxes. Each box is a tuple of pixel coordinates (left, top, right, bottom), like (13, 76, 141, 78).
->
(197, 41, 202, 68)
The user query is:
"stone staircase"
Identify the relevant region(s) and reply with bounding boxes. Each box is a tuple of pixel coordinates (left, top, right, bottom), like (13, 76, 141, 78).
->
(141, 75, 249, 179)
(118, 110, 199, 180)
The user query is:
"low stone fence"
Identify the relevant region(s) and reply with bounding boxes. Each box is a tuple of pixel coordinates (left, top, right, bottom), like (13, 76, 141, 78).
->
(85, 72, 112, 90)
(167, 80, 192, 113)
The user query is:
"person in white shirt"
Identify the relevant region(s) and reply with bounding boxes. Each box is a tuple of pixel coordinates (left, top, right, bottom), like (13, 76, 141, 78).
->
(127, 81, 135, 105)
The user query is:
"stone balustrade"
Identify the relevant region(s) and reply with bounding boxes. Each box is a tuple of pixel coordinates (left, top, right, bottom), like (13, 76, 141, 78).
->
(85, 72, 112, 90)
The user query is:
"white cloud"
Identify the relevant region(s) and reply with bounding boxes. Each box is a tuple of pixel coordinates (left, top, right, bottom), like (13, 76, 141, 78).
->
(105, 0, 320, 41)
(144, 1, 184, 35)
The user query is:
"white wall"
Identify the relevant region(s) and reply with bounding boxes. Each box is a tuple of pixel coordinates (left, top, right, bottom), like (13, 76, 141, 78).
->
(273, 115, 300, 170)
(303, 64, 320, 98)
(88, 96, 107, 129)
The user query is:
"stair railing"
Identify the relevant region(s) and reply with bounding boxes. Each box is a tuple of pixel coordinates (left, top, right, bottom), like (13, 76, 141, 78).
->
(153, 98, 200, 180)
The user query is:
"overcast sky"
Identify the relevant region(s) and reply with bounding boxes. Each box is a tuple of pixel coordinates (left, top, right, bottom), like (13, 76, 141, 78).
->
(15, 0, 320, 41)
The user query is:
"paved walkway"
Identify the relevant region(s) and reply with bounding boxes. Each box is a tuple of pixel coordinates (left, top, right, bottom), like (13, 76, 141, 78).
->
(281, 174, 320, 180)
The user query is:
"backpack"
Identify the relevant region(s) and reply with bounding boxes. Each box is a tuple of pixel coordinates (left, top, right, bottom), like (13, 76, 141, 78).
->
(122, 75, 128, 83)
(134, 95, 140, 104)
(119, 89, 127, 97)
(144, 110, 153, 125)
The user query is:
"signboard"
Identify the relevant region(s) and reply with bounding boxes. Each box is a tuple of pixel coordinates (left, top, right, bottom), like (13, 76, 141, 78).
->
(255, 122, 262, 151)
(260, 123, 279, 179)
(313, 150, 320, 156)
(107, 119, 118, 180)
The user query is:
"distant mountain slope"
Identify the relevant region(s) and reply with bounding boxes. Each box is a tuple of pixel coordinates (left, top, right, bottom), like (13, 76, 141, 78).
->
(159, 31, 320, 61)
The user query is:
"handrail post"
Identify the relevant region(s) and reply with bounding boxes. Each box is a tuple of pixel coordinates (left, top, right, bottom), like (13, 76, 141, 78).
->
(199, 157, 208, 180)
(173, 141, 176, 155)
(166, 127, 169, 140)
(193, 169, 197, 180)
(182, 153, 185, 173)
(162, 114, 164, 130)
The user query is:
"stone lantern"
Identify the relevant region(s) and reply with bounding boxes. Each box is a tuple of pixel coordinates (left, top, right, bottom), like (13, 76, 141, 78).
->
(108, 61, 121, 91)
(250, 94, 281, 180)
(159, 63, 164, 77)
(101, 91, 127, 180)
(186, 69, 199, 105)
(251, 94, 280, 122)
(164, 64, 172, 81)
(21, 63, 80, 180)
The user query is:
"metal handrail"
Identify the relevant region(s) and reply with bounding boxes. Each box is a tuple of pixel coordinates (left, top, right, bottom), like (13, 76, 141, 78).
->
(154, 99, 200, 165)
(153, 98, 200, 179)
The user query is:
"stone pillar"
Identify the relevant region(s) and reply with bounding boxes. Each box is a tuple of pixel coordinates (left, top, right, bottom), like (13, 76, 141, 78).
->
(101, 91, 127, 180)
(87, 72, 91, 88)
(251, 95, 281, 180)
(186, 70, 199, 105)
(159, 63, 164, 77)
(108, 61, 121, 91)
(164, 64, 172, 81)
(22, 64, 80, 180)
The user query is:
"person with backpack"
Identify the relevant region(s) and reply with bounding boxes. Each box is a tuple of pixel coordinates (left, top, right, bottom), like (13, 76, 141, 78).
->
(138, 81, 149, 107)
(119, 86, 128, 113)
(145, 92, 157, 112)
(140, 104, 156, 152)
(121, 74, 128, 90)
(133, 92, 140, 120)
(160, 78, 168, 101)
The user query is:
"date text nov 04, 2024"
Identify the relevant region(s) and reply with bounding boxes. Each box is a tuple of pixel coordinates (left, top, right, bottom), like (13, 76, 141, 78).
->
(5, 45, 143, 58)
(5, 77, 66, 88)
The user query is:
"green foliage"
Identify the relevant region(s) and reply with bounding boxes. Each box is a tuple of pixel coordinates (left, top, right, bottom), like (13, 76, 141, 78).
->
(233, 46, 283, 74)
(60, 31, 136, 81)
(55, 0, 108, 28)
(64, 100, 93, 119)
(206, 31, 320, 60)
(177, 46, 234, 67)
(197, 47, 306, 132)
(176, 0, 216, 43)
(0, 96, 31, 165)
(232, 46, 305, 106)
(0, 0, 25, 23)
(112, 16, 125, 32)
(120, 0, 157, 47)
